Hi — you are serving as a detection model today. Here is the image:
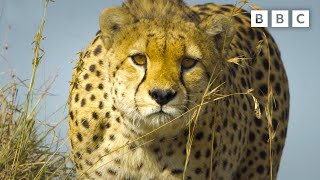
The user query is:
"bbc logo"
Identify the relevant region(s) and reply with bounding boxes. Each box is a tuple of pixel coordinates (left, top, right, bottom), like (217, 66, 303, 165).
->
(251, 10, 310, 27)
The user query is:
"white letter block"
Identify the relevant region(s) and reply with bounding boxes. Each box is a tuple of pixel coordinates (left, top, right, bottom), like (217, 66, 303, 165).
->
(251, 10, 268, 27)
(292, 10, 310, 27)
(272, 10, 289, 27)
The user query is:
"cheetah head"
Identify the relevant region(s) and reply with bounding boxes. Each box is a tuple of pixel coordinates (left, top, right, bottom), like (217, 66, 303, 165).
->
(99, 3, 234, 134)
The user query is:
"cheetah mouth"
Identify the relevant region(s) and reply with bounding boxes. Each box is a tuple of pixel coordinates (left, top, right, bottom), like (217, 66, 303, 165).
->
(146, 110, 173, 119)
(143, 106, 175, 118)
(136, 104, 184, 125)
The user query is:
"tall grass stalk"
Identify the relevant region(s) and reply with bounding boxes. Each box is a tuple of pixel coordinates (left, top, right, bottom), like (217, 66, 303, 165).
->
(0, 0, 74, 179)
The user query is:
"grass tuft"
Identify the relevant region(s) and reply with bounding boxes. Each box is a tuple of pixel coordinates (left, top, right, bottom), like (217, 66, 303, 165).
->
(0, 0, 74, 179)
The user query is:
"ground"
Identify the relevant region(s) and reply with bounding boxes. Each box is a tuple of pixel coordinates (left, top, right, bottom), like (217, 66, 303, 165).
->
(68, 0, 289, 179)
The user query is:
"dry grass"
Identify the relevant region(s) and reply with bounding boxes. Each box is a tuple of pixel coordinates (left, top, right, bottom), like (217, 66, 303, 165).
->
(0, 0, 74, 179)
(262, 31, 277, 180)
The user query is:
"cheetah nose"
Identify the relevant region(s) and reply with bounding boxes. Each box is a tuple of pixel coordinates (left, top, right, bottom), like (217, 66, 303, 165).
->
(149, 88, 177, 106)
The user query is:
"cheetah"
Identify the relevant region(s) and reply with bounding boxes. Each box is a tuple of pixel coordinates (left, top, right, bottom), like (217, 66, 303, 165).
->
(68, 0, 289, 179)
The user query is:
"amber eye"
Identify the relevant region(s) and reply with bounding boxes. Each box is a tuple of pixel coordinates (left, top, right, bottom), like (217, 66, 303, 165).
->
(181, 58, 198, 69)
(131, 54, 147, 66)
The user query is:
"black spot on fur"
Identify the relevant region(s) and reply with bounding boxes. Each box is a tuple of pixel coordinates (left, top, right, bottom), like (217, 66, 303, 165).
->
(105, 122, 111, 128)
(246, 149, 251, 156)
(220, 6, 230, 12)
(96, 71, 101, 77)
(236, 32, 243, 41)
(242, 103, 247, 111)
(259, 84, 268, 96)
(99, 101, 104, 109)
(262, 133, 269, 143)
(83, 73, 89, 80)
(94, 45, 102, 56)
(262, 59, 269, 70)
(74, 94, 79, 102)
(89, 64, 96, 72)
(216, 125, 221, 132)
(129, 143, 137, 150)
(248, 28, 255, 40)
(195, 132, 204, 140)
(75, 152, 81, 158)
(229, 68, 236, 77)
(256, 30, 263, 40)
(98, 83, 104, 90)
(137, 163, 144, 170)
(86, 147, 92, 154)
(194, 150, 201, 159)
(77, 133, 83, 142)
(90, 94, 96, 101)
(239, 27, 246, 34)
(95, 171, 102, 177)
(171, 169, 183, 174)
(269, 46, 275, 56)
(234, 16, 244, 24)
(153, 147, 160, 153)
(272, 118, 278, 130)
(92, 135, 98, 141)
(105, 112, 110, 118)
(259, 151, 267, 160)
(232, 123, 237, 130)
(166, 150, 174, 156)
(274, 59, 280, 71)
(99, 123, 105, 130)
(276, 144, 282, 154)
(254, 117, 262, 127)
(195, 167, 202, 174)
(249, 131, 255, 142)
(159, 137, 166, 142)
(206, 149, 211, 158)
(85, 84, 92, 91)
(81, 98, 86, 107)
(223, 160, 228, 170)
(241, 77, 247, 87)
(109, 134, 115, 140)
(69, 111, 74, 120)
(275, 82, 281, 94)
(256, 165, 265, 174)
(241, 166, 248, 173)
(255, 70, 264, 80)
(107, 169, 117, 175)
(223, 118, 228, 128)
(81, 119, 89, 129)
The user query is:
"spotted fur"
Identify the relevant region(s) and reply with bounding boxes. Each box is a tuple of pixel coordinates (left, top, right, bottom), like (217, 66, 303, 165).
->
(68, 1, 289, 179)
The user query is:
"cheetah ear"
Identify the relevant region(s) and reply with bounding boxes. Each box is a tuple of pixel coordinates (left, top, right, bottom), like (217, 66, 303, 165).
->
(200, 14, 235, 55)
(100, 7, 135, 49)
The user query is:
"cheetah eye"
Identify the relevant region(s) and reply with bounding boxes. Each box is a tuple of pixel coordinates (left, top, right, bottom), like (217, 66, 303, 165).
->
(131, 54, 147, 66)
(181, 57, 198, 69)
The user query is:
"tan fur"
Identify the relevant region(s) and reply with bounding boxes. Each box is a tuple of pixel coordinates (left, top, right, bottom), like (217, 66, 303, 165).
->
(68, 1, 289, 179)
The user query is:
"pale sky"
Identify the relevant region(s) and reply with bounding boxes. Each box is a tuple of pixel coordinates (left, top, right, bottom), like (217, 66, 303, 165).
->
(0, 0, 319, 179)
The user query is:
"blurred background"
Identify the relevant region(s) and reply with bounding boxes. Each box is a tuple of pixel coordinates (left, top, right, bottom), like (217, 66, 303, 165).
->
(0, 0, 319, 179)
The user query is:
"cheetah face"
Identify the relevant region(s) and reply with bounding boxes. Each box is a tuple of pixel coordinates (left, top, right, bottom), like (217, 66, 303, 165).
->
(108, 25, 210, 132)
(99, 7, 234, 133)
